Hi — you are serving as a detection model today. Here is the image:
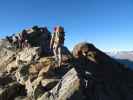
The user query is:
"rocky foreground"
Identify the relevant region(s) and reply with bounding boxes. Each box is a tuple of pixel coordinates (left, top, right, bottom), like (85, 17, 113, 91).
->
(0, 26, 133, 100)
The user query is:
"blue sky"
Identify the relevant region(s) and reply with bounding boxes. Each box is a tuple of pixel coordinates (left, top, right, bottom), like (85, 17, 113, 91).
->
(0, 0, 133, 51)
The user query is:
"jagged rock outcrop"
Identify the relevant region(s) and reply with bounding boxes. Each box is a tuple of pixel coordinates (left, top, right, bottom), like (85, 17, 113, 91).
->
(6, 47, 41, 73)
(0, 27, 133, 100)
(72, 42, 133, 100)
(16, 47, 41, 63)
(15, 50, 73, 99)
(26, 26, 51, 55)
(38, 68, 84, 100)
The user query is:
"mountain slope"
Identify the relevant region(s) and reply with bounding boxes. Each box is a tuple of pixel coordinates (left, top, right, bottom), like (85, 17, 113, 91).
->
(0, 27, 133, 100)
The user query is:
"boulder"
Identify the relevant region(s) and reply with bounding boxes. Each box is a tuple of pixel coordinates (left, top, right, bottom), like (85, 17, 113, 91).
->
(24, 57, 61, 99)
(0, 48, 15, 72)
(38, 68, 84, 100)
(72, 42, 133, 100)
(16, 47, 41, 64)
(27, 26, 51, 55)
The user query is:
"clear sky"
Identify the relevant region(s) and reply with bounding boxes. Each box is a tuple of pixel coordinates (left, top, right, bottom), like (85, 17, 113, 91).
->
(0, 0, 133, 51)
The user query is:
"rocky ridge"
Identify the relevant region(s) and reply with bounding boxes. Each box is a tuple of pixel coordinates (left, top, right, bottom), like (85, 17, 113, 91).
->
(0, 26, 133, 100)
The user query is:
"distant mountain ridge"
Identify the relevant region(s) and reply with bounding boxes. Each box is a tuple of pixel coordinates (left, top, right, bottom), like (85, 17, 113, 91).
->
(107, 51, 133, 69)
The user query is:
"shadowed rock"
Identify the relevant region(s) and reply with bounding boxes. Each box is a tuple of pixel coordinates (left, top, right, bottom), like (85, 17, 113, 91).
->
(72, 42, 133, 100)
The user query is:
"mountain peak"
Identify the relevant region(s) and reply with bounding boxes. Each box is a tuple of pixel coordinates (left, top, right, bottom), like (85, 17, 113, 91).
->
(0, 26, 133, 100)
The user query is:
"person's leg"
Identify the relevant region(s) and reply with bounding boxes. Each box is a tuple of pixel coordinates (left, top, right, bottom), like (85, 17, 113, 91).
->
(53, 44, 58, 61)
(58, 45, 62, 67)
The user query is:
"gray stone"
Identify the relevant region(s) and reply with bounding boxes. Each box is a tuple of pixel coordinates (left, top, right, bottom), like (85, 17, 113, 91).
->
(38, 68, 84, 100)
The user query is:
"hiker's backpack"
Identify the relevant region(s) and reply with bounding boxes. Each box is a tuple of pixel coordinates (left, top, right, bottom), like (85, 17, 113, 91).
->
(53, 32, 65, 44)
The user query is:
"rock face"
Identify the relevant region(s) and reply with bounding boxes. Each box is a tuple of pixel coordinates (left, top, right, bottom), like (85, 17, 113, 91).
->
(17, 47, 41, 63)
(0, 27, 133, 100)
(0, 82, 25, 100)
(0, 48, 15, 72)
(0, 72, 26, 100)
(72, 42, 133, 100)
(26, 26, 51, 55)
(38, 68, 84, 100)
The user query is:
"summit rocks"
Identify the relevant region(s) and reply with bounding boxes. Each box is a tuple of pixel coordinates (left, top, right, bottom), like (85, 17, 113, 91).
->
(0, 27, 133, 100)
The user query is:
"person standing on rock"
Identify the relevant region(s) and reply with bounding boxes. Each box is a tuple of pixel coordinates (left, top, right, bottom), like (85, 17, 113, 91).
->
(50, 26, 65, 67)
